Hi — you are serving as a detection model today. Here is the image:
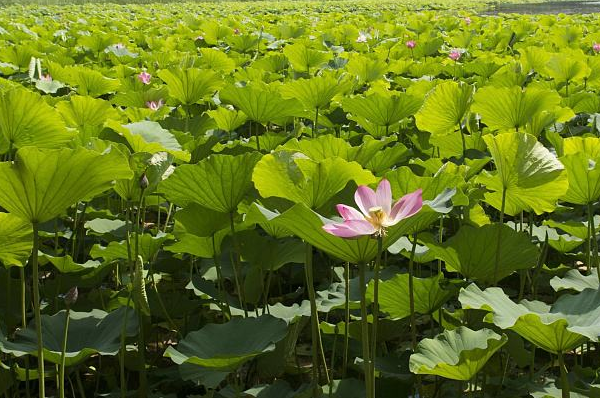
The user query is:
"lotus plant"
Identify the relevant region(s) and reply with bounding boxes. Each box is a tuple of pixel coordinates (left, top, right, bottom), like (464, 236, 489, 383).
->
(323, 180, 422, 398)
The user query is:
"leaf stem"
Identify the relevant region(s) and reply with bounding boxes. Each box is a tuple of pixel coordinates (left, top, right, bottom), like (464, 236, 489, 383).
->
(492, 187, 507, 285)
(59, 307, 71, 398)
(342, 262, 350, 378)
(558, 352, 569, 398)
(32, 222, 45, 398)
(229, 212, 247, 317)
(369, 236, 383, 396)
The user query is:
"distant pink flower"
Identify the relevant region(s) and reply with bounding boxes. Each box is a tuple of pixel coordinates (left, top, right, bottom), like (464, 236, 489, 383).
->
(40, 74, 52, 81)
(406, 40, 416, 49)
(593, 43, 600, 53)
(138, 71, 151, 85)
(196, 35, 205, 41)
(464, 16, 472, 25)
(233, 28, 240, 35)
(322, 179, 423, 238)
(146, 99, 164, 111)
(449, 50, 462, 61)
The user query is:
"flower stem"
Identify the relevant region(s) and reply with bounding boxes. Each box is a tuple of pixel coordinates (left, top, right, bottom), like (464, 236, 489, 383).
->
(558, 352, 569, 398)
(229, 212, 247, 317)
(342, 262, 350, 378)
(408, 234, 418, 351)
(358, 261, 374, 398)
(59, 308, 71, 398)
(32, 222, 45, 398)
(369, 236, 383, 396)
(492, 187, 507, 285)
(588, 203, 599, 282)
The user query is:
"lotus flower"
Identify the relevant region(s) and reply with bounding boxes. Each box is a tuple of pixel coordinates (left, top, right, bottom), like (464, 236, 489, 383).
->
(323, 179, 423, 238)
(146, 99, 164, 111)
(449, 50, 462, 61)
(138, 71, 151, 85)
(464, 16, 472, 25)
(406, 40, 416, 49)
(196, 35, 205, 41)
(356, 32, 369, 43)
(40, 74, 52, 81)
(233, 28, 240, 35)
(594, 43, 600, 53)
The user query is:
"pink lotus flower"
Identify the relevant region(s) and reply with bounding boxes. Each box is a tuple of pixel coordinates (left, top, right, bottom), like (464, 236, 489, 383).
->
(40, 74, 52, 81)
(449, 50, 462, 61)
(464, 16, 472, 25)
(406, 40, 416, 49)
(138, 71, 151, 84)
(593, 43, 600, 53)
(322, 179, 423, 238)
(146, 99, 164, 111)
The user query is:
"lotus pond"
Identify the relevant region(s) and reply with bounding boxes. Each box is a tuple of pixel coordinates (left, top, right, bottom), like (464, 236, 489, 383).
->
(1, 2, 600, 398)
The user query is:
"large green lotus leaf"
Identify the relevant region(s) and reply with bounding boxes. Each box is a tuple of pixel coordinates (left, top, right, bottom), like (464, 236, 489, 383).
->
(244, 202, 292, 239)
(42, 254, 100, 274)
(427, 224, 538, 284)
(471, 86, 562, 131)
(219, 84, 302, 125)
(238, 230, 304, 272)
(385, 166, 466, 205)
(159, 152, 261, 213)
(459, 284, 600, 354)
(157, 68, 223, 105)
(563, 136, 600, 157)
(346, 54, 389, 83)
(198, 48, 237, 73)
(280, 74, 346, 110)
(560, 154, 600, 205)
(206, 107, 248, 133)
(550, 269, 599, 293)
(281, 135, 351, 161)
(56, 95, 120, 145)
(107, 120, 190, 163)
(545, 53, 591, 84)
(273, 203, 439, 264)
(252, 151, 376, 209)
(342, 92, 422, 128)
(409, 327, 507, 381)
(415, 81, 473, 136)
(0, 213, 32, 267)
(476, 132, 568, 216)
(63, 66, 121, 98)
(164, 315, 288, 370)
(0, 88, 73, 150)
(282, 42, 331, 73)
(164, 230, 228, 258)
(174, 203, 228, 237)
(367, 273, 455, 320)
(90, 233, 170, 263)
(0, 307, 138, 366)
(0, 146, 132, 223)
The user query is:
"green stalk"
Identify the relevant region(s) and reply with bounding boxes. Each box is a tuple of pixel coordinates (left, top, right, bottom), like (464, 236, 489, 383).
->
(369, 236, 383, 396)
(59, 308, 71, 398)
(312, 107, 319, 138)
(342, 262, 350, 378)
(558, 352, 569, 398)
(358, 261, 373, 398)
(120, 294, 132, 398)
(408, 234, 418, 351)
(229, 212, 247, 317)
(20, 267, 31, 398)
(134, 194, 147, 396)
(32, 222, 45, 398)
(212, 236, 231, 318)
(492, 187, 507, 285)
(588, 203, 599, 282)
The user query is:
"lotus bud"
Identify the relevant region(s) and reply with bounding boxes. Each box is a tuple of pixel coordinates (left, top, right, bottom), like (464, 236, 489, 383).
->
(64, 286, 78, 307)
(140, 173, 149, 190)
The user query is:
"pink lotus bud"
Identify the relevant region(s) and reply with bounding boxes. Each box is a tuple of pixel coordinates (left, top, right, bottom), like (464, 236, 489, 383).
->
(64, 287, 78, 307)
(464, 16, 472, 25)
(406, 40, 416, 49)
(40, 74, 52, 82)
(146, 99, 164, 111)
(593, 43, 600, 53)
(137, 71, 151, 85)
(449, 50, 462, 61)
